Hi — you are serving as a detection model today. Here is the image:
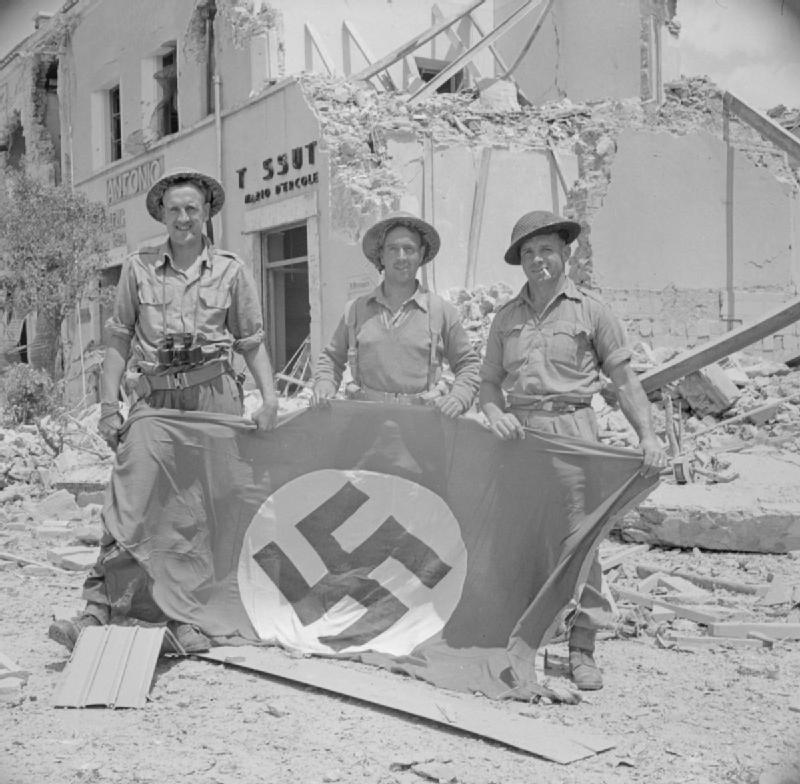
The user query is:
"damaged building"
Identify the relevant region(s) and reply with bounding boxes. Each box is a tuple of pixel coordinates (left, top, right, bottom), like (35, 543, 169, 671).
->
(0, 0, 799, 400)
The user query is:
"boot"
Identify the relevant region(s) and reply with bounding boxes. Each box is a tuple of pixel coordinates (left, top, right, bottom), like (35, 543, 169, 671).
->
(48, 614, 102, 652)
(161, 621, 211, 655)
(568, 647, 603, 691)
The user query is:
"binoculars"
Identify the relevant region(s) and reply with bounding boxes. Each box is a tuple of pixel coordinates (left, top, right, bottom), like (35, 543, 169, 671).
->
(156, 333, 204, 367)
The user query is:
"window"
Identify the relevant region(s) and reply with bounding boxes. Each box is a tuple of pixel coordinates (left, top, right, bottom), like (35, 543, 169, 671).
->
(155, 42, 179, 136)
(109, 85, 122, 161)
(414, 56, 464, 94)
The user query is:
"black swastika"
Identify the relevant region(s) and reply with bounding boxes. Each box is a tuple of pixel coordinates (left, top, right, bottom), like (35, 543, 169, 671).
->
(253, 480, 451, 651)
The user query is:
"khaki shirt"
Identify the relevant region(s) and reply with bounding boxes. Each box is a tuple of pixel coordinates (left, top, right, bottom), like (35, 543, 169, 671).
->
(480, 278, 630, 405)
(315, 284, 480, 409)
(106, 239, 264, 373)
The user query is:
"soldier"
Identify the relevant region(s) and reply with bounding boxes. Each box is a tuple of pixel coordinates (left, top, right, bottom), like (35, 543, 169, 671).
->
(312, 212, 480, 414)
(49, 167, 279, 654)
(479, 210, 666, 690)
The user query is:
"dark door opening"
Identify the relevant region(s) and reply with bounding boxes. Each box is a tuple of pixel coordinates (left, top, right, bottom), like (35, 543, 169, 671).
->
(260, 223, 311, 388)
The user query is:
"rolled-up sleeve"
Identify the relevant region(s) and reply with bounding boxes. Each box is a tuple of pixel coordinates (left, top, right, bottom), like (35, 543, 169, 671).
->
(591, 303, 631, 375)
(479, 313, 507, 387)
(442, 311, 480, 409)
(314, 317, 349, 391)
(104, 259, 137, 354)
(228, 264, 265, 353)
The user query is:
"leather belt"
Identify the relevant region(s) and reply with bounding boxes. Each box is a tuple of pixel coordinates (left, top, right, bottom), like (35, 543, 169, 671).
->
(508, 396, 591, 414)
(137, 358, 232, 395)
(348, 386, 428, 405)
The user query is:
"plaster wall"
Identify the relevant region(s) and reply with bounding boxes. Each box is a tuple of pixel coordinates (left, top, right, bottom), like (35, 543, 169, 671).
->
(591, 128, 800, 358)
(494, 0, 644, 104)
(592, 129, 796, 291)
(66, 0, 254, 184)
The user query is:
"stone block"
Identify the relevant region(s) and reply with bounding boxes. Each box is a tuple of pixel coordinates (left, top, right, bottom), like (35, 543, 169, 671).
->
(620, 452, 800, 553)
(676, 363, 741, 415)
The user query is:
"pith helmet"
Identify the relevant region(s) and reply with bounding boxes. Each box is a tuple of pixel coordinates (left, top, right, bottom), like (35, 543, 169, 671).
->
(504, 210, 581, 265)
(362, 211, 441, 266)
(146, 167, 225, 223)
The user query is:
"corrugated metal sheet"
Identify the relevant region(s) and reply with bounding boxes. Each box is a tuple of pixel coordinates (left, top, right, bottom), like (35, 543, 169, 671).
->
(53, 625, 164, 708)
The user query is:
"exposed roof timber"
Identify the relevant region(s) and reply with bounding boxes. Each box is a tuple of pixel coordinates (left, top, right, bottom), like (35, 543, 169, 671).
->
(724, 91, 800, 162)
(409, 0, 554, 105)
(352, 0, 485, 83)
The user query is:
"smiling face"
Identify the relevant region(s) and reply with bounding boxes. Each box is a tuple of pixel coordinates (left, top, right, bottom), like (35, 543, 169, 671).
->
(160, 182, 210, 251)
(379, 225, 424, 286)
(519, 232, 569, 289)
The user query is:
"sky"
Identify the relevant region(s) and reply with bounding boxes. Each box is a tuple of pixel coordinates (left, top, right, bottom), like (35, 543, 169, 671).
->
(0, 0, 63, 60)
(1, 0, 800, 110)
(675, 0, 800, 111)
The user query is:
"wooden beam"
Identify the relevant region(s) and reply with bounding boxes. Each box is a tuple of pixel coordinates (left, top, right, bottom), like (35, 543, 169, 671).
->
(342, 20, 396, 90)
(664, 634, 765, 650)
(635, 564, 770, 596)
(638, 295, 800, 393)
(496, 0, 557, 79)
(724, 92, 800, 162)
(432, 4, 483, 84)
(409, 0, 547, 104)
(709, 622, 800, 640)
(201, 646, 616, 764)
(353, 0, 485, 82)
(612, 588, 724, 625)
(304, 23, 335, 75)
(465, 147, 491, 289)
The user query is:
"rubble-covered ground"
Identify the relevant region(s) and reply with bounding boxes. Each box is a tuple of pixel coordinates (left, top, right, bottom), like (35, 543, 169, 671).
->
(2, 376, 800, 784)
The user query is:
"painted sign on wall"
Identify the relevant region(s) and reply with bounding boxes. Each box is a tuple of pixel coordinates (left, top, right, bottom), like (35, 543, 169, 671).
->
(106, 157, 164, 206)
(237, 141, 319, 206)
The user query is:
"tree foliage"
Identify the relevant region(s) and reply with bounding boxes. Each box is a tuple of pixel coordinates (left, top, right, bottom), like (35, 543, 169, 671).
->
(0, 169, 112, 377)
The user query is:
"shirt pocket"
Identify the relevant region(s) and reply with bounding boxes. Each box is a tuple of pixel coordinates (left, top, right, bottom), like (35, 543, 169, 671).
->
(198, 284, 232, 312)
(138, 279, 173, 309)
(501, 324, 527, 374)
(542, 319, 591, 369)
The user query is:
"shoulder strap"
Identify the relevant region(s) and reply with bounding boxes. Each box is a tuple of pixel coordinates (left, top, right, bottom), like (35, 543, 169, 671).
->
(426, 292, 446, 391)
(344, 297, 361, 387)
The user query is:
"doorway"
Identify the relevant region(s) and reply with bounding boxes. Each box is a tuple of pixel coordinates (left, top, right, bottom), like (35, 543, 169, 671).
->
(260, 223, 310, 381)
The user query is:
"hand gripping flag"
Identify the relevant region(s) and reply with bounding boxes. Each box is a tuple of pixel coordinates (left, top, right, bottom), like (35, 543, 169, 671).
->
(102, 402, 657, 698)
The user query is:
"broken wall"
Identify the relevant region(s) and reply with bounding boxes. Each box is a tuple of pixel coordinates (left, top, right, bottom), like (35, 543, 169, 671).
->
(494, 0, 663, 104)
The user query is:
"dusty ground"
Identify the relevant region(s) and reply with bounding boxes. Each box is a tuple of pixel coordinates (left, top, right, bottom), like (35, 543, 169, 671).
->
(2, 521, 800, 784)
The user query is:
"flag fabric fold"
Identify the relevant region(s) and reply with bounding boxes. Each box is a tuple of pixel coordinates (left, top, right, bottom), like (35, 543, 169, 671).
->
(102, 401, 657, 698)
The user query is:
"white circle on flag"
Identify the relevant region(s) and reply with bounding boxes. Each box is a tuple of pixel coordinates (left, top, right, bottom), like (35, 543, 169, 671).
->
(238, 469, 467, 656)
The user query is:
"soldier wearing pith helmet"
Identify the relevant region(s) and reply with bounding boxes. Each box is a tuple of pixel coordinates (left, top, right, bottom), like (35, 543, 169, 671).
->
(49, 166, 279, 657)
(479, 210, 667, 691)
(313, 211, 480, 415)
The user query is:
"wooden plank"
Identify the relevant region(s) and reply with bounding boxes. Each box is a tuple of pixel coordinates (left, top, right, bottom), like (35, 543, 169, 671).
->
(341, 20, 395, 90)
(665, 634, 764, 650)
(613, 588, 724, 625)
(409, 0, 546, 104)
(725, 92, 800, 162)
(600, 543, 650, 572)
(638, 294, 800, 392)
(723, 99, 736, 328)
(0, 550, 70, 574)
(200, 646, 616, 764)
(304, 22, 335, 75)
(464, 147, 491, 288)
(709, 622, 800, 640)
(432, 5, 483, 83)
(635, 564, 770, 596)
(353, 0, 485, 82)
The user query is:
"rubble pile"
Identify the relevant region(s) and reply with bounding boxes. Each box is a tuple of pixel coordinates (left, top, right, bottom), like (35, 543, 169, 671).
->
(443, 282, 515, 355)
(302, 73, 799, 225)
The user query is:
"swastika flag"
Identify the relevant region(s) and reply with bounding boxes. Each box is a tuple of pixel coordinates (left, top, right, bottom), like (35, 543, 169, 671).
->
(102, 401, 657, 698)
